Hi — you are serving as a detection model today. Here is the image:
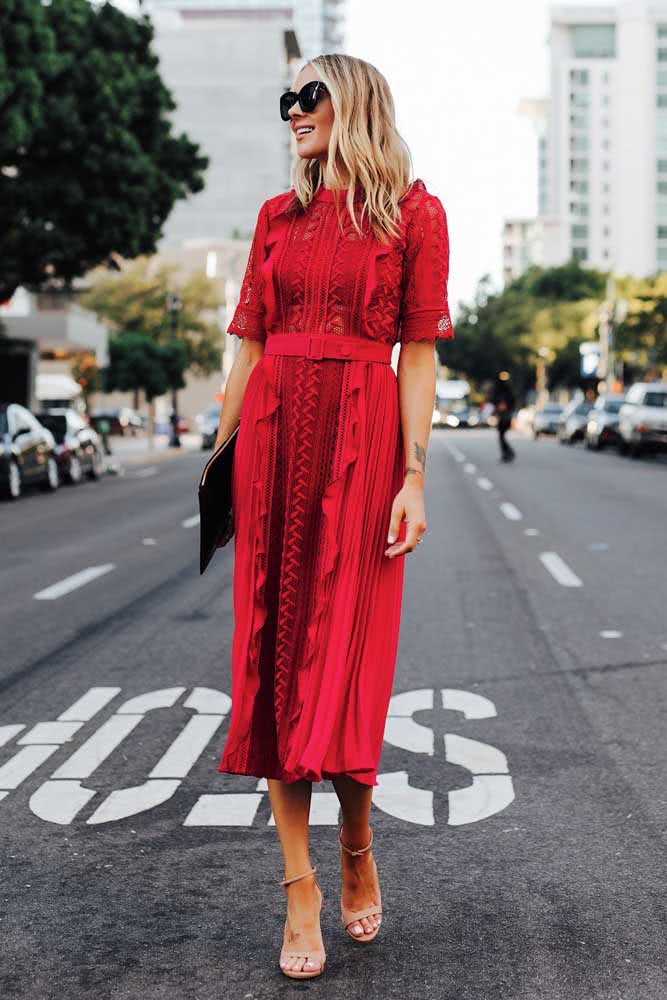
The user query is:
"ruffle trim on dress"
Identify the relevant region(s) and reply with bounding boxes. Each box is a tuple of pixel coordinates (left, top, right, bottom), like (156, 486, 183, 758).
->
(281, 361, 378, 786)
(218, 360, 281, 771)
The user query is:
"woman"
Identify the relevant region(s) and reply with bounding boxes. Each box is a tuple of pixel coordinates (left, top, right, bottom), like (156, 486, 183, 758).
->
(214, 53, 454, 980)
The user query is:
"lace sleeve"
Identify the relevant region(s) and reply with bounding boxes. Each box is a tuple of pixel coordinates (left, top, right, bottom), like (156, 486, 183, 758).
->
(399, 193, 454, 344)
(227, 200, 270, 342)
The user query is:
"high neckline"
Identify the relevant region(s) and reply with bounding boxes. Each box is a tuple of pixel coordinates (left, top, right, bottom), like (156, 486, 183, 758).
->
(313, 183, 359, 202)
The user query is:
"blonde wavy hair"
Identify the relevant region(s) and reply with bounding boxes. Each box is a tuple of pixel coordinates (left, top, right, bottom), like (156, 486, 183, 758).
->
(290, 54, 414, 244)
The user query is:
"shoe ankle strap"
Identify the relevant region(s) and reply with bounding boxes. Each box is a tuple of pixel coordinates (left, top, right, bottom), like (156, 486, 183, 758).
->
(281, 865, 317, 887)
(339, 825, 373, 856)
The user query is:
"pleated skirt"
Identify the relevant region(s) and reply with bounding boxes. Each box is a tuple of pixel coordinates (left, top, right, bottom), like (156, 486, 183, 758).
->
(217, 350, 406, 786)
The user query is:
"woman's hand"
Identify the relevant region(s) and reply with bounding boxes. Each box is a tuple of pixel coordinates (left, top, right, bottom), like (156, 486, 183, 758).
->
(384, 473, 426, 558)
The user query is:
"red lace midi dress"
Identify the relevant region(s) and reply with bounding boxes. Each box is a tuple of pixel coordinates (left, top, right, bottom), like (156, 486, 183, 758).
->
(217, 178, 454, 787)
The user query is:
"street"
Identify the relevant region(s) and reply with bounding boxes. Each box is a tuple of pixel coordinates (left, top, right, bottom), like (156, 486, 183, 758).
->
(1, 428, 666, 999)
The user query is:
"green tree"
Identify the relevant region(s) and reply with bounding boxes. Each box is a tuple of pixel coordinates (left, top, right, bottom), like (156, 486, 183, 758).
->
(0, 0, 208, 302)
(80, 258, 223, 376)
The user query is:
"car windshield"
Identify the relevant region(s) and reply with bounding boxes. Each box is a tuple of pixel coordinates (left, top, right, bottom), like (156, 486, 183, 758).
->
(603, 399, 624, 413)
(575, 403, 593, 415)
(36, 414, 67, 441)
(541, 405, 563, 414)
(644, 391, 667, 408)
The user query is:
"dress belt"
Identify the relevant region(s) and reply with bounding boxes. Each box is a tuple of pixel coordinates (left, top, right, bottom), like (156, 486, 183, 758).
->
(263, 333, 393, 364)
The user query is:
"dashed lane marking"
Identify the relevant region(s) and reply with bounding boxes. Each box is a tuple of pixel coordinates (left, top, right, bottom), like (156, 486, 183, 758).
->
(34, 564, 115, 601)
(499, 502, 523, 521)
(600, 630, 623, 639)
(464, 462, 477, 475)
(539, 551, 583, 588)
(477, 477, 493, 491)
(182, 514, 200, 529)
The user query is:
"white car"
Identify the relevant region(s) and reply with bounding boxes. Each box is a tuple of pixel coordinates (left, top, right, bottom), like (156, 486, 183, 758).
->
(617, 382, 667, 457)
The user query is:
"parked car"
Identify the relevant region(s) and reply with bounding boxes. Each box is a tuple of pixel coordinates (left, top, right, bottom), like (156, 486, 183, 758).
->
(532, 402, 564, 437)
(558, 399, 594, 444)
(35, 409, 105, 483)
(0, 403, 59, 499)
(585, 394, 625, 450)
(432, 396, 475, 429)
(196, 403, 223, 449)
(89, 407, 144, 436)
(617, 382, 667, 457)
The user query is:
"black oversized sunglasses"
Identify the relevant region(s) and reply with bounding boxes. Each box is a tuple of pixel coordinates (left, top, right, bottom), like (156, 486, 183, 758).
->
(280, 80, 329, 122)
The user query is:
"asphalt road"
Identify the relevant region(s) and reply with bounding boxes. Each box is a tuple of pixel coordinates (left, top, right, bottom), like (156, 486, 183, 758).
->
(1, 428, 665, 999)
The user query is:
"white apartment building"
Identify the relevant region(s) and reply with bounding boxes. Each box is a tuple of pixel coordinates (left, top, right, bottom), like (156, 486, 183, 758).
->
(502, 219, 546, 284)
(545, 0, 667, 276)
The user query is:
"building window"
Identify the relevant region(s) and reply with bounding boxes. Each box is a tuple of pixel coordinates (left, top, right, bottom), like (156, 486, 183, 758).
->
(571, 25, 615, 59)
(571, 224, 589, 240)
(573, 246, 588, 261)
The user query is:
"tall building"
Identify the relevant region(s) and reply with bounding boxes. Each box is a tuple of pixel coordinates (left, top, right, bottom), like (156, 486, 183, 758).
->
(509, 2, 667, 280)
(544, 1, 667, 276)
(141, 0, 345, 245)
(293, 0, 346, 58)
(142, 0, 303, 246)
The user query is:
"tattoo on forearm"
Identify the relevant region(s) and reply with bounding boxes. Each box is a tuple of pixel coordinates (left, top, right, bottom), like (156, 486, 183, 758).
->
(414, 442, 426, 471)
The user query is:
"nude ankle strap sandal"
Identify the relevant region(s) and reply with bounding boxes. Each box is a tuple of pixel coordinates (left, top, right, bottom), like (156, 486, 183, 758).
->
(339, 827, 383, 943)
(279, 865, 327, 979)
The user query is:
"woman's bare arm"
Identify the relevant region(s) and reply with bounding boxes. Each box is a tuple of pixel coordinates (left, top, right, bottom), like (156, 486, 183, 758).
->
(384, 340, 437, 558)
(213, 337, 265, 449)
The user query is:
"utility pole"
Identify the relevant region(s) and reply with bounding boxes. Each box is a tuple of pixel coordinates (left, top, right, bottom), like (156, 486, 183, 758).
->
(166, 292, 182, 448)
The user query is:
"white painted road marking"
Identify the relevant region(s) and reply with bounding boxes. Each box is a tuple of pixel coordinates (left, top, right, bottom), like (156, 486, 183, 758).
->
(477, 477, 493, 491)
(539, 551, 583, 588)
(464, 462, 477, 475)
(446, 445, 466, 463)
(600, 630, 623, 639)
(182, 514, 200, 529)
(34, 564, 115, 601)
(58, 688, 121, 722)
(3, 687, 514, 828)
(524, 528, 540, 536)
(499, 502, 523, 522)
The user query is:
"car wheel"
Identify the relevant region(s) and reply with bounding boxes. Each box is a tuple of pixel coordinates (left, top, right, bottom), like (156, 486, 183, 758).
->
(89, 449, 105, 479)
(41, 455, 60, 491)
(631, 442, 644, 459)
(68, 455, 83, 484)
(5, 461, 22, 500)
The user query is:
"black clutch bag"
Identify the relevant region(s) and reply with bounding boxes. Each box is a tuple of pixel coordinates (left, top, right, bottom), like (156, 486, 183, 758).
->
(197, 424, 239, 575)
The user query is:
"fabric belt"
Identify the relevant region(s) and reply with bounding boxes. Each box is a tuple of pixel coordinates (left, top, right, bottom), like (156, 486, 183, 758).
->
(264, 333, 393, 364)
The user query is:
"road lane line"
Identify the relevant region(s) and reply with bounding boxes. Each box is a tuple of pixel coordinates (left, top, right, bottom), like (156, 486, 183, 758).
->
(446, 444, 466, 462)
(58, 688, 121, 722)
(34, 564, 115, 601)
(600, 630, 623, 639)
(524, 528, 540, 536)
(182, 514, 200, 528)
(539, 551, 583, 588)
(477, 477, 493, 491)
(464, 462, 477, 474)
(500, 502, 523, 521)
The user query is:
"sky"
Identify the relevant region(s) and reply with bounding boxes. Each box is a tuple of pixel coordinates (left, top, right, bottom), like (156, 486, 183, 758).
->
(345, 0, 552, 314)
(344, 0, 610, 315)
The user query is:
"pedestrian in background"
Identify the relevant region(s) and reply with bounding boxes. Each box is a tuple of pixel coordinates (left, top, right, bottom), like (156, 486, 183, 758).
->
(492, 370, 516, 463)
(212, 53, 454, 979)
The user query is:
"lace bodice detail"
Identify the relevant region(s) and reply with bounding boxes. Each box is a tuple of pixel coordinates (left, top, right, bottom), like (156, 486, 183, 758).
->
(228, 178, 454, 346)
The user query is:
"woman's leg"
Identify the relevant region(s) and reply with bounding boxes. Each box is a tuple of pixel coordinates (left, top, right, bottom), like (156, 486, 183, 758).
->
(268, 778, 324, 974)
(332, 775, 382, 937)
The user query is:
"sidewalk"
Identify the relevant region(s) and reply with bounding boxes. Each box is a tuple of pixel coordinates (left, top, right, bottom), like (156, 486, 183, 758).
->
(104, 432, 203, 469)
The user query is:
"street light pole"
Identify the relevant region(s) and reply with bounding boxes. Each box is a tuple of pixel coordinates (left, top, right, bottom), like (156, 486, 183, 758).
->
(166, 292, 182, 448)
